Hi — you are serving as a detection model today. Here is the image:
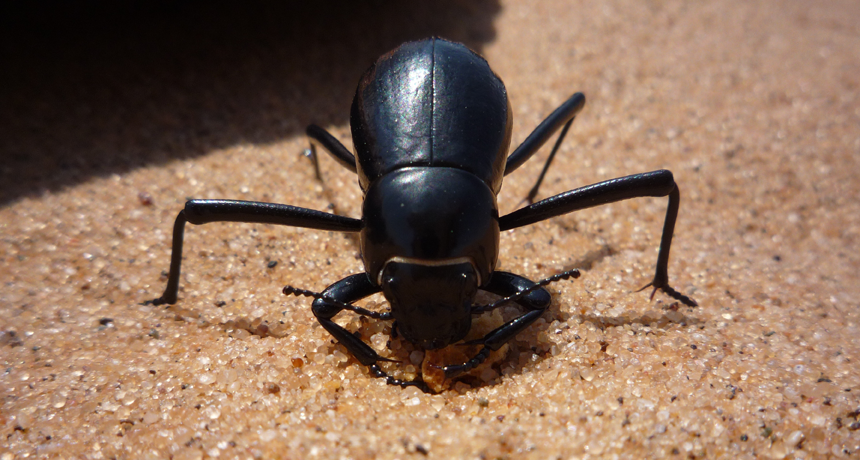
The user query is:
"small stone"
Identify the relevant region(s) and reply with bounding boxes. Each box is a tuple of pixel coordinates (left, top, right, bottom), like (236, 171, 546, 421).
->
(370, 333, 387, 351)
(264, 382, 280, 394)
(203, 406, 221, 420)
(259, 429, 278, 442)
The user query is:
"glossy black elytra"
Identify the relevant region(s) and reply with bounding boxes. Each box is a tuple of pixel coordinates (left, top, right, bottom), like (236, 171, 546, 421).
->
(150, 38, 697, 389)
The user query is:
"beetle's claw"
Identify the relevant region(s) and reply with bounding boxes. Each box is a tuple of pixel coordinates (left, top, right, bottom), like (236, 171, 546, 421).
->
(637, 280, 698, 307)
(635, 281, 658, 298)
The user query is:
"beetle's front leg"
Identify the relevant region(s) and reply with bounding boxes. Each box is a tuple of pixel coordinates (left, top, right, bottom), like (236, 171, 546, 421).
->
(305, 273, 427, 389)
(483, 271, 552, 311)
(442, 272, 553, 380)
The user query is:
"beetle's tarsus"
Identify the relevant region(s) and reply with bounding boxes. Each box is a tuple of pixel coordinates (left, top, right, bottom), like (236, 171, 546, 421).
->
(370, 364, 429, 391)
(141, 294, 175, 307)
(443, 347, 491, 380)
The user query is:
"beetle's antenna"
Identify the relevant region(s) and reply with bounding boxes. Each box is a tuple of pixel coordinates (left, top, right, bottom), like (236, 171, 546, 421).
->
(283, 285, 392, 320)
(472, 268, 581, 314)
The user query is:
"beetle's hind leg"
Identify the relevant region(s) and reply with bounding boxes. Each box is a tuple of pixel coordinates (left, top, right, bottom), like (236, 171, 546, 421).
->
(304, 124, 357, 180)
(287, 273, 428, 390)
(504, 92, 586, 204)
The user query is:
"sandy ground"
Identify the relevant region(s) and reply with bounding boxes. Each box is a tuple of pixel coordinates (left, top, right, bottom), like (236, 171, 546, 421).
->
(2, 1, 859, 458)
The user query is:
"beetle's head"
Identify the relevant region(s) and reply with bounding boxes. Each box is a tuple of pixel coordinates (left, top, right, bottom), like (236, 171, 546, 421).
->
(379, 259, 477, 349)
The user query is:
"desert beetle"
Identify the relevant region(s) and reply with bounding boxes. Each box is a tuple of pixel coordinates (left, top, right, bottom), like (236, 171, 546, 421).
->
(150, 38, 696, 388)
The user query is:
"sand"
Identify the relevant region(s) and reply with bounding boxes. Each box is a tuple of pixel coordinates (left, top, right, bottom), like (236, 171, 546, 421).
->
(2, 1, 859, 458)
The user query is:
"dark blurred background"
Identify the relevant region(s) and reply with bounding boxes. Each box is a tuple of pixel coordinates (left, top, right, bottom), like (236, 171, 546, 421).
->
(0, 0, 501, 205)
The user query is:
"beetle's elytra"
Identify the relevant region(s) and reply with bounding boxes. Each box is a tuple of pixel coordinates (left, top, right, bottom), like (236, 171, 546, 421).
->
(150, 38, 696, 390)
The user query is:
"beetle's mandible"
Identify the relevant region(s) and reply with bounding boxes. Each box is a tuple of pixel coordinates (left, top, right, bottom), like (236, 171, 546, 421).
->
(149, 38, 697, 389)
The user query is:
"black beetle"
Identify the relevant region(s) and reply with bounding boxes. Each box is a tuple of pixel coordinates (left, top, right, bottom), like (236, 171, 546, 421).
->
(150, 38, 696, 388)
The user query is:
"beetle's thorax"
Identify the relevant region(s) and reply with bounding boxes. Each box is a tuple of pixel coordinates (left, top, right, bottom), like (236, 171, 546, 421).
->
(359, 165, 499, 349)
(359, 166, 500, 287)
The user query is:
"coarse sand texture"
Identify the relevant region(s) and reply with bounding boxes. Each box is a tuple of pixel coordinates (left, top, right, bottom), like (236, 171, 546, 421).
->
(2, 1, 859, 458)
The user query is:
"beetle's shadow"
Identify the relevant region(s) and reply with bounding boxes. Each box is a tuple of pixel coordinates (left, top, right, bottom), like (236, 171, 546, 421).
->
(0, 0, 501, 205)
(446, 241, 699, 391)
(451, 299, 703, 392)
(164, 282, 701, 393)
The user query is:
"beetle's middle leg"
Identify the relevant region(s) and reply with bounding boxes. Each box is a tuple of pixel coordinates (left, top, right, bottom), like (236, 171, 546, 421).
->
(500, 170, 698, 307)
(148, 199, 361, 306)
(304, 273, 428, 389)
